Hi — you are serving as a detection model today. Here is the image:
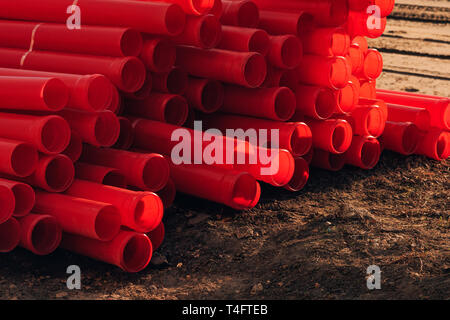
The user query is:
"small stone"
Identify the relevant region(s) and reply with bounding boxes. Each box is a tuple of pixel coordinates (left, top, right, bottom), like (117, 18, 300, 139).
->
(176, 262, 183, 268)
(151, 253, 168, 266)
(250, 283, 263, 295)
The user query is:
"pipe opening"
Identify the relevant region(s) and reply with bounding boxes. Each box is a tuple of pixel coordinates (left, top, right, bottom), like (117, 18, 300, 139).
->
(120, 29, 143, 57)
(142, 156, 170, 192)
(332, 123, 351, 153)
(42, 78, 69, 111)
(122, 234, 152, 272)
(87, 75, 114, 111)
(402, 125, 421, 155)
(41, 117, 71, 154)
(330, 57, 350, 89)
(297, 12, 314, 35)
(270, 149, 295, 186)
(134, 193, 163, 232)
(436, 137, 447, 160)
(44, 155, 74, 192)
(274, 88, 295, 121)
(199, 15, 222, 48)
(0, 218, 19, 252)
(231, 173, 258, 209)
(11, 143, 38, 177)
(316, 88, 336, 119)
(11, 184, 34, 217)
(363, 50, 383, 80)
(338, 82, 357, 113)
(152, 40, 176, 72)
(244, 53, 267, 87)
(280, 36, 302, 69)
(331, 30, 350, 56)
(286, 157, 309, 191)
(248, 30, 269, 55)
(165, 4, 187, 36)
(201, 80, 224, 112)
(360, 139, 380, 169)
(94, 112, 120, 147)
(290, 124, 312, 157)
(94, 206, 121, 241)
(167, 68, 188, 95)
(237, 1, 259, 28)
(0, 186, 14, 223)
(31, 216, 61, 255)
(120, 58, 146, 92)
(164, 96, 188, 125)
(102, 171, 127, 188)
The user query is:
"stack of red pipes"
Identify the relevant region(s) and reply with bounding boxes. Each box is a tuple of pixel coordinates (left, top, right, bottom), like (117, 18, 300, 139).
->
(0, 0, 447, 272)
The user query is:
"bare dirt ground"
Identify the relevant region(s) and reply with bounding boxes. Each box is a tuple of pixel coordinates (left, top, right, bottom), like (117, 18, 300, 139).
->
(0, 3, 449, 300)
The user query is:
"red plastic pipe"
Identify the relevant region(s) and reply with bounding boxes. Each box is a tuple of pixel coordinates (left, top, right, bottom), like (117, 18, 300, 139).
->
(113, 117, 135, 150)
(62, 132, 83, 163)
(0, 76, 68, 111)
(171, 14, 222, 49)
(0, 68, 113, 112)
(59, 110, 120, 147)
(66, 179, 163, 233)
(378, 89, 450, 101)
(200, 113, 312, 157)
(284, 157, 309, 192)
(304, 118, 353, 154)
(348, 42, 365, 74)
(341, 104, 386, 138)
(303, 146, 314, 165)
(0, 0, 186, 36)
(152, 68, 188, 95)
(361, 49, 383, 80)
(386, 104, 431, 131)
(259, 10, 313, 36)
(301, 27, 350, 57)
(221, 0, 260, 28)
(75, 163, 127, 189)
(184, 77, 224, 113)
(34, 191, 121, 241)
(0, 217, 20, 253)
(345, 135, 380, 169)
(125, 93, 189, 126)
(218, 26, 269, 55)
(267, 35, 303, 70)
(81, 145, 170, 192)
(169, 161, 260, 210)
(147, 222, 165, 251)
(106, 85, 121, 114)
(123, 72, 153, 101)
(0, 184, 14, 224)
(311, 149, 346, 171)
(17, 213, 61, 255)
(380, 122, 421, 156)
(416, 129, 449, 161)
(0, 138, 38, 178)
(176, 46, 267, 88)
(157, 178, 176, 209)
(352, 36, 368, 54)
(376, 89, 450, 130)
(23, 154, 75, 193)
(297, 55, 350, 89)
(221, 85, 296, 121)
(131, 117, 295, 186)
(0, 113, 71, 155)
(335, 77, 360, 114)
(0, 178, 35, 218)
(359, 79, 377, 99)
(61, 231, 152, 273)
(253, 0, 349, 27)
(347, 10, 387, 39)
(0, 48, 146, 93)
(140, 38, 176, 73)
(358, 98, 388, 121)
(0, 20, 143, 57)
(294, 84, 337, 120)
